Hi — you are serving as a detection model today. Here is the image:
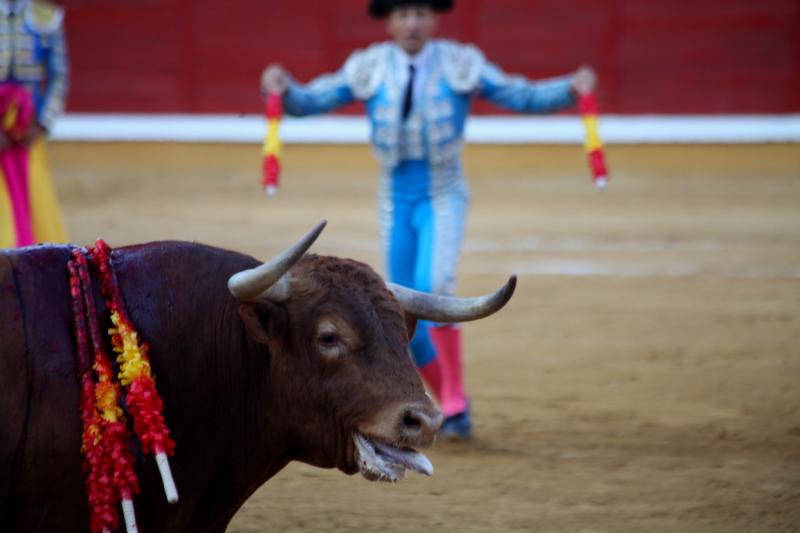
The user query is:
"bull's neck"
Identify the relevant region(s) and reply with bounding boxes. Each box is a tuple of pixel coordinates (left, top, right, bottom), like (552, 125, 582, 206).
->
(112, 243, 295, 523)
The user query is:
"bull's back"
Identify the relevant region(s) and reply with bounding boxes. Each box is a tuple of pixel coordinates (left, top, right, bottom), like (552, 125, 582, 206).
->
(2, 242, 260, 532)
(0, 246, 87, 531)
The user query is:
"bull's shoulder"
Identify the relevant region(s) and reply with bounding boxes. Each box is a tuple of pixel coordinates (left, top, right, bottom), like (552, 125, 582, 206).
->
(109, 241, 260, 309)
(1, 244, 75, 283)
(0, 250, 29, 475)
(0, 245, 77, 490)
(2, 243, 74, 258)
(114, 240, 259, 272)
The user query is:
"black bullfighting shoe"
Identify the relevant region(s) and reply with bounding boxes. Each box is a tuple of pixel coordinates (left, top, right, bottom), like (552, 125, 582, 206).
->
(439, 406, 473, 441)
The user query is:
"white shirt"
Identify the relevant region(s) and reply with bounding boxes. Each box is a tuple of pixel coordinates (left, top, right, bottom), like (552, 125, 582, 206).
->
(393, 42, 434, 108)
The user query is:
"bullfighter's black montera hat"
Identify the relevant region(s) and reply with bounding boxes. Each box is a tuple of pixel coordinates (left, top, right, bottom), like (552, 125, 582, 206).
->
(368, 0, 454, 18)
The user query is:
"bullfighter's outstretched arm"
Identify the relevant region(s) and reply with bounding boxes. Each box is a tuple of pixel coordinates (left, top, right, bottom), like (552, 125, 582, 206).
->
(281, 70, 356, 117)
(478, 64, 577, 114)
(437, 41, 591, 115)
(262, 44, 391, 117)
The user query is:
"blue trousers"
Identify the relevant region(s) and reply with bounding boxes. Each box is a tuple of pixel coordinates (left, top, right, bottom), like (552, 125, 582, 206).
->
(380, 160, 469, 367)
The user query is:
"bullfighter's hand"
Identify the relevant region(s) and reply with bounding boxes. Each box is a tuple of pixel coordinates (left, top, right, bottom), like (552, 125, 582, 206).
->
(571, 65, 597, 96)
(261, 64, 290, 96)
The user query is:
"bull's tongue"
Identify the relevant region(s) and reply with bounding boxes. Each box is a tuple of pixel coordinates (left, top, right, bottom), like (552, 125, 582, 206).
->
(372, 440, 434, 476)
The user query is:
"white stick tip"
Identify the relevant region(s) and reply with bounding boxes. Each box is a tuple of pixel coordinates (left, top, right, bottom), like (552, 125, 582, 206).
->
(121, 498, 139, 533)
(594, 176, 608, 189)
(156, 452, 180, 503)
(265, 185, 278, 197)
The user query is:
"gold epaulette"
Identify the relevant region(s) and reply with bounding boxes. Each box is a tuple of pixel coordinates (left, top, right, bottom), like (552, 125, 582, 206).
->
(26, 0, 65, 34)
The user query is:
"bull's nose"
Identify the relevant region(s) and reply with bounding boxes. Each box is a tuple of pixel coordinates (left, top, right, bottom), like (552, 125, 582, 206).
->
(401, 404, 443, 445)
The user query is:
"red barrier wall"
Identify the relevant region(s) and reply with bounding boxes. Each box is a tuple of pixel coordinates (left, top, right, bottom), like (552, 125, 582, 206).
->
(63, 0, 800, 114)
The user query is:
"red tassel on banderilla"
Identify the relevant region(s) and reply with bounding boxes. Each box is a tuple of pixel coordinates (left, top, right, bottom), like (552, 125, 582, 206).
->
(261, 92, 283, 196)
(578, 92, 610, 189)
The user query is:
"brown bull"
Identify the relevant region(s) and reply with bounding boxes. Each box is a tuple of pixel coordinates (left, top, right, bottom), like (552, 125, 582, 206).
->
(0, 221, 515, 532)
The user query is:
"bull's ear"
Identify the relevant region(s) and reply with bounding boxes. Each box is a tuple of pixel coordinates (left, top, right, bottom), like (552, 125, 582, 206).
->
(238, 301, 286, 344)
(404, 313, 419, 340)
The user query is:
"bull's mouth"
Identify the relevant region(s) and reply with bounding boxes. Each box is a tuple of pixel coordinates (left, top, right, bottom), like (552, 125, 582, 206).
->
(353, 433, 433, 482)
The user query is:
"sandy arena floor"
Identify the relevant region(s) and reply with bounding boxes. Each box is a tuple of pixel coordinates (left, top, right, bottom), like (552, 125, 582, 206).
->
(51, 142, 800, 532)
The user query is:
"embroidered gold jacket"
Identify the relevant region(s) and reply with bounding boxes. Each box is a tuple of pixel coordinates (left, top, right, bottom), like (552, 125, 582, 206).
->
(0, 0, 68, 131)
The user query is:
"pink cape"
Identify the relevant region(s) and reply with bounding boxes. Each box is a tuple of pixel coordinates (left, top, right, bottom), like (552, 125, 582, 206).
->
(0, 84, 35, 246)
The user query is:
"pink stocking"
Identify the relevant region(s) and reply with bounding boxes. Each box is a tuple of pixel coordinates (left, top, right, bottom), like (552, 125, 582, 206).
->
(430, 325, 467, 417)
(417, 357, 443, 403)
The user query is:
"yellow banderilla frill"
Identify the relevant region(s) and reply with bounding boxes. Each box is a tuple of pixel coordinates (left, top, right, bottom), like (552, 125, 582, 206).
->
(94, 380, 123, 423)
(110, 311, 152, 386)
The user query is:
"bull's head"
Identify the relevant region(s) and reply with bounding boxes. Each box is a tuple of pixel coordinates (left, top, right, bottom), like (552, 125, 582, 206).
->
(227, 221, 515, 482)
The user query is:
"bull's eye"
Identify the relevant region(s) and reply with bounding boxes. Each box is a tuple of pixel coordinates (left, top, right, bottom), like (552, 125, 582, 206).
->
(317, 330, 345, 360)
(319, 332, 339, 346)
(316, 317, 357, 361)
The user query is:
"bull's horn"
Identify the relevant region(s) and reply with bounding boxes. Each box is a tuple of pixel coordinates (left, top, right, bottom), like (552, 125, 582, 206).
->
(228, 220, 327, 302)
(388, 275, 517, 323)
